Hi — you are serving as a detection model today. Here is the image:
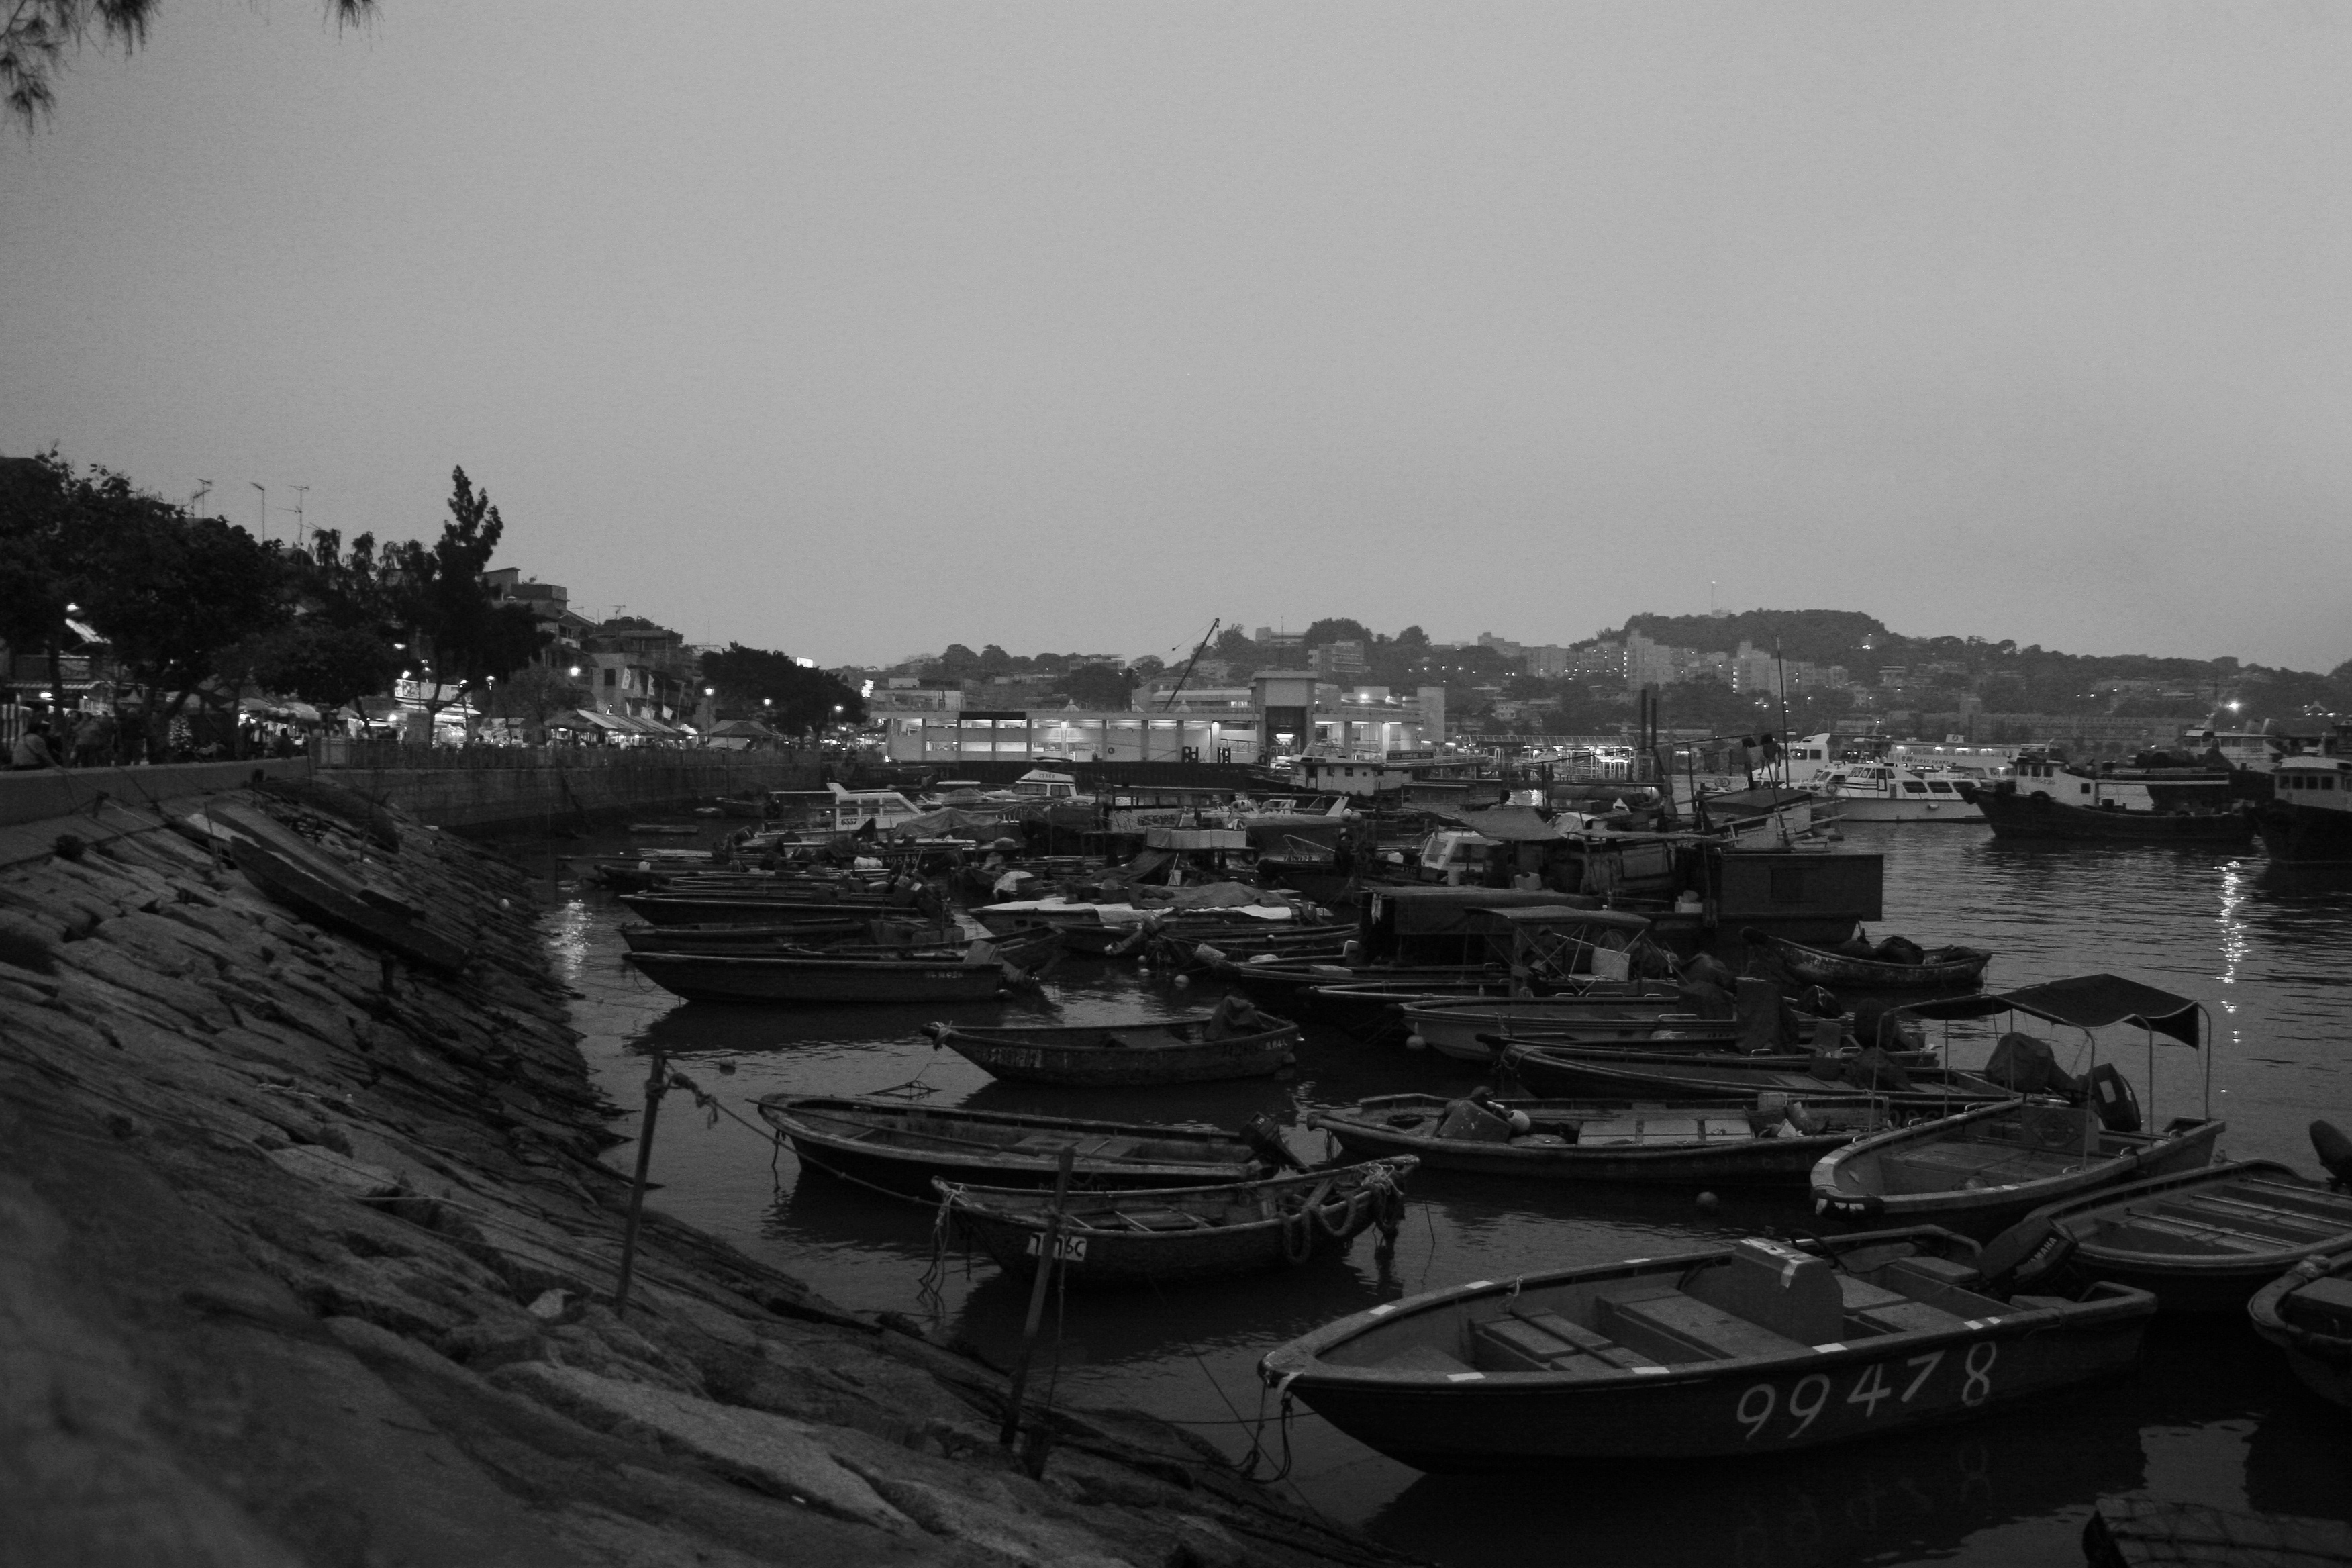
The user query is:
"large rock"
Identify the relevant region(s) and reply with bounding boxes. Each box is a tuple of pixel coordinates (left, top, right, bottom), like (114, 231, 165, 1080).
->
(490, 1361, 917, 1533)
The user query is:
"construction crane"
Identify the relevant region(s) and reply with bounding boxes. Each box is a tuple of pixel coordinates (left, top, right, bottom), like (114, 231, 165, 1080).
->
(1159, 618, 1221, 711)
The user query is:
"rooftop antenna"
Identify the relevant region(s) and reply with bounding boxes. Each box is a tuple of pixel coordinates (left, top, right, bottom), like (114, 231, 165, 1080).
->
(290, 485, 310, 549)
(248, 481, 267, 543)
(191, 479, 213, 511)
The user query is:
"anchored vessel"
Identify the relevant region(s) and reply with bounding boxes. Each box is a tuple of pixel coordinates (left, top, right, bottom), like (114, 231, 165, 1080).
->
(1258, 1229, 2155, 1468)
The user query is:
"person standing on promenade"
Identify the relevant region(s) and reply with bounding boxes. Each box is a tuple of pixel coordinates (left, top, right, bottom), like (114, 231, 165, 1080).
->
(11, 720, 58, 770)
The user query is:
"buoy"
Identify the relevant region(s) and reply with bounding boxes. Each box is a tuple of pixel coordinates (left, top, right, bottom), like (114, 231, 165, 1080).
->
(1173, 974, 1191, 987)
(1506, 1110, 1532, 1134)
(1404, 1033, 1428, 1052)
(1696, 1191, 1720, 1210)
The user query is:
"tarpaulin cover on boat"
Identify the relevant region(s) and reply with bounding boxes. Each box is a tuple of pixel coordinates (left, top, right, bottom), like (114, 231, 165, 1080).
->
(1434, 805, 1565, 842)
(1461, 903, 1647, 933)
(1365, 885, 1583, 934)
(1902, 974, 2202, 1047)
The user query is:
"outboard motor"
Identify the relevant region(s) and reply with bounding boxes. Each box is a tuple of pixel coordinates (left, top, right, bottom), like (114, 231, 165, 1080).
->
(2313, 1119, 2352, 1189)
(1238, 1112, 1308, 1173)
(2084, 1062, 2141, 1134)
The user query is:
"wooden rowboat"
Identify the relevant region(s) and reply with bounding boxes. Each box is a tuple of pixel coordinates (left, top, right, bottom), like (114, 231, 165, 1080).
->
(934, 1159, 1415, 1285)
(1981, 1159, 2352, 1313)
(756, 1095, 1276, 1200)
(1498, 1042, 1994, 1109)
(224, 835, 471, 978)
(923, 1011, 1300, 1087)
(1745, 928, 1990, 992)
(1402, 996, 1738, 1061)
(619, 919, 880, 952)
(2248, 1243, 2352, 1414)
(1810, 1099, 2226, 1240)
(618, 889, 920, 926)
(624, 929, 1056, 1004)
(1257, 1228, 2155, 1469)
(1308, 1093, 1890, 1187)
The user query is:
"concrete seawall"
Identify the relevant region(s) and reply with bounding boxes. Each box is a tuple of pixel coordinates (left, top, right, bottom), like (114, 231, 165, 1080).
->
(0, 786, 1404, 1567)
(321, 753, 828, 833)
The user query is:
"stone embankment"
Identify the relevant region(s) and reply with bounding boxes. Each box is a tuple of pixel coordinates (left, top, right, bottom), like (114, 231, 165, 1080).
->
(319, 749, 827, 833)
(0, 780, 1405, 1567)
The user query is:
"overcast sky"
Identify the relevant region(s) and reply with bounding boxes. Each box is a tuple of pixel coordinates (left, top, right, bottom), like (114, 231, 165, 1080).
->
(6, 2, 2349, 671)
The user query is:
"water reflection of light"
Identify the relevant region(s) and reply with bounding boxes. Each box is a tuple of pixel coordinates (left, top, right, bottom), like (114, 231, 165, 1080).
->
(2215, 861, 2249, 1062)
(544, 897, 593, 987)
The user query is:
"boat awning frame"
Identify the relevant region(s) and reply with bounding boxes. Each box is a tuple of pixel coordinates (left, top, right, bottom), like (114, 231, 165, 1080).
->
(1900, 974, 2204, 1048)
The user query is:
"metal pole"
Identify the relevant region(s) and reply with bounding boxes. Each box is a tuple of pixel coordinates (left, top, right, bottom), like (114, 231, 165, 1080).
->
(612, 1045, 669, 1316)
(1000, 1145, 1075, 1448)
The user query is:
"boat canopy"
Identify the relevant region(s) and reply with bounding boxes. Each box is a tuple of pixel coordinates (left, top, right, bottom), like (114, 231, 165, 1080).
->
(1463, 903, 1645, 933)
(1903, 974, 2202, 1048)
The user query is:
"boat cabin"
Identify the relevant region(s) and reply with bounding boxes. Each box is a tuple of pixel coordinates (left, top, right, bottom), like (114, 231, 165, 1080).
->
(1011, 769, 1084, 801)
(2273, 755, 2352, 816)
(1357, 885, 1649, 969)
(823, 783, 928, 833)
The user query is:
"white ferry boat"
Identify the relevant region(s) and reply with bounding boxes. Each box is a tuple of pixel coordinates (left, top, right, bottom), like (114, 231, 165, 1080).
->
(1780, 734, 1984, 822)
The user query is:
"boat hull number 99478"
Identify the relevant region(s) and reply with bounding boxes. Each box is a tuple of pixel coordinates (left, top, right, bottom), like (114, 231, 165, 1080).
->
(1737, 1343, 1995, 1443)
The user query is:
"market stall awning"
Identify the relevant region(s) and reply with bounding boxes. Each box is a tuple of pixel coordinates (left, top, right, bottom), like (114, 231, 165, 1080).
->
(1902, 975, 2203, 1048)
(562, 708, 628, 731)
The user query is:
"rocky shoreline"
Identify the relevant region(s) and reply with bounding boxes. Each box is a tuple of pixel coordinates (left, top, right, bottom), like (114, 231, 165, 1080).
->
(0, 781, 1405, 1568)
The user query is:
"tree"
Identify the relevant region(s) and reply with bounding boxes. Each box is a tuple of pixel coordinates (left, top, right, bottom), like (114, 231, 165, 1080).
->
(486, 664, 595, 742)
(1054, 663, 1133, 710)
(236, 622, 402, 713)
(51, 464, 292, 754)
(699, 644, 865, 735)
(1212, 626, 1257, 661)
(0, 454, 79, 700)
(1302, 617, 1371, 648)
(4, 0, 373, 130)
(394, 467, 545, 732)
(1128, 654, 1166, 680)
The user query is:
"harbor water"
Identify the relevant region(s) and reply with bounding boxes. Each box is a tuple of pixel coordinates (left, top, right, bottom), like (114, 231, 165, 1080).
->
(528, 824, 2352, 1568)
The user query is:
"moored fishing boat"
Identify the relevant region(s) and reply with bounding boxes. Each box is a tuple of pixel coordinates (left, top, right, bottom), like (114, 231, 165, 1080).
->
(1400, 996, 1738, 1062)
(1959, 757, 2253, 844)
(934, 1159, 1414, 1285)
(1499, 1041, 1990, 1109)
(1308, 1092, 1890, 1186)
(2248, 1244, 2352, 1414)
(1257, 1228, 2155, 1468)
(619, 888, 926, 926)
(624, 928, 1055, 1003)
(756, 1095, 1281, 1199)
(619, 918, 946, 953)
(922, 1003, 1300, 1087)
(1980, 1159, 2352, 1313)
(1811, 1099, 2225, 1241)
(1745, 928, 1990, 992)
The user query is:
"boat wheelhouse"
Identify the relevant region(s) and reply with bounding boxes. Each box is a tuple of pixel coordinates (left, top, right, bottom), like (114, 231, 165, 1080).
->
(2254, 750, 2352, 863)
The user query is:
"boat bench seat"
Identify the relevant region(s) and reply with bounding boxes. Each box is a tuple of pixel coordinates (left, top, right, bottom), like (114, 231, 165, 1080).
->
(1596, 1290, 1814, 1364)
(1874, 1146, 2084, 1192)
(2090, 1218, 2265, 1255)
(2157, 1196, 2344, 1241)
(2283, 1277, 2352, 1336)
(1468, 1306, 1657, 1377)
(1378, 1344, 1477, 1375)
(1877, 1256, 2010, 1318)
(1834, 1274, 1965, 1335)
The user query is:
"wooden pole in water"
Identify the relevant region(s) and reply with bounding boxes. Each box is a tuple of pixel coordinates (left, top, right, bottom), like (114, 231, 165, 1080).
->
(612, 1045, 669, 1316)
(999, 1145, 1074, 1448)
